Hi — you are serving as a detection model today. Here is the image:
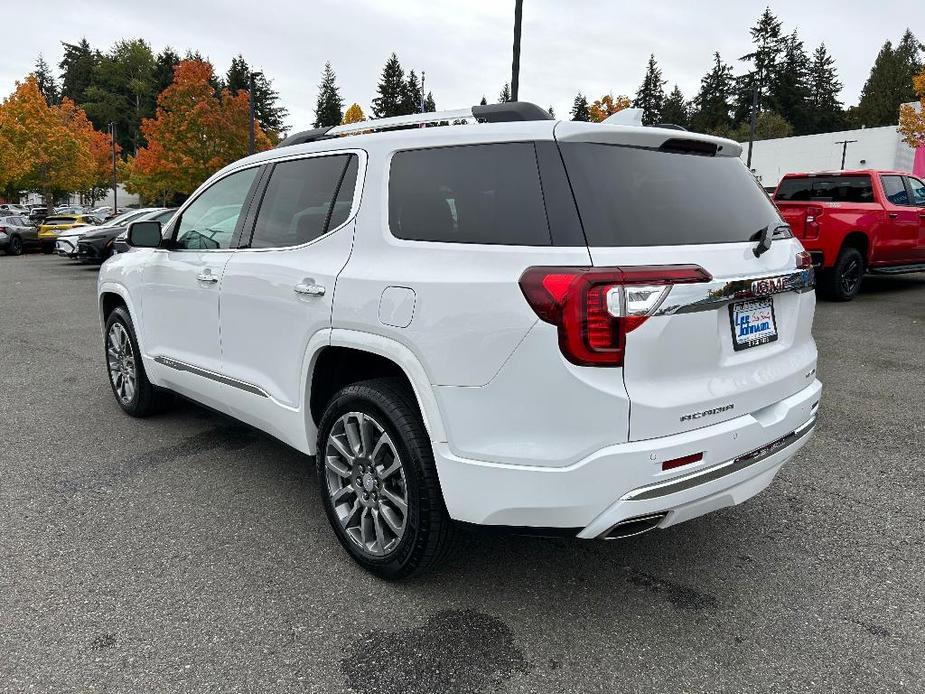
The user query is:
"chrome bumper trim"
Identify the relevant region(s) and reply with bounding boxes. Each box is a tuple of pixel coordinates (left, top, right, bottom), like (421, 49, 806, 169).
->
(621, 415, 816, 502)
(154, 356, 269, 398)
(655, 269, 815, 316)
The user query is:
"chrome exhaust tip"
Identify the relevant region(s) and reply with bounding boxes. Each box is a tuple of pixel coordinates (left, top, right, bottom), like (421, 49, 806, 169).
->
(601, 512, 668, 540)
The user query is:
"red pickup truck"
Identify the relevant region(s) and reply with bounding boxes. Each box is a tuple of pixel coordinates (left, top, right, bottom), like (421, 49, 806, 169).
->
(773, 170, 925, 300)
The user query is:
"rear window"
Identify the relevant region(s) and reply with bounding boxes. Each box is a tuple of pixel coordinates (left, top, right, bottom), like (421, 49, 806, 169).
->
(560, 142, 781, 246)
(775, 175, 874, 203)
(43, 216, 76, 224)
(389, 143, 551, 245)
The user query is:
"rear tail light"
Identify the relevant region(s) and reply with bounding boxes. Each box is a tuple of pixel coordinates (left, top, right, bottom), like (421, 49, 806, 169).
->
(796, 251, 813, 269)
(519, 265, 712, 366)
(661, 452, 703, 471)
(804, 206, 822, 240)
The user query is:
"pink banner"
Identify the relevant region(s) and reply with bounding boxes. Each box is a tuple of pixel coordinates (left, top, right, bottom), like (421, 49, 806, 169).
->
(915, 144, 925, 177)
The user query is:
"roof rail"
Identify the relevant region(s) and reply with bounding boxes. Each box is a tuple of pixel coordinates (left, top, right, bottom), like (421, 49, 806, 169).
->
(276, 102, 554, 146)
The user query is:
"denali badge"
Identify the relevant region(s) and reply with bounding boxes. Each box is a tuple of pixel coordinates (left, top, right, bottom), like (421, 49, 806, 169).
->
(680, 404, 734, 422)
(751, 276, 788, 297)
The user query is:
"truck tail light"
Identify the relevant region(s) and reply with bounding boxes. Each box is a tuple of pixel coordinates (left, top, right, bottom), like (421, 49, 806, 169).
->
(519, 265, 712, 367)
(804, 206, 822, 240)
(796, 251, 813, 269)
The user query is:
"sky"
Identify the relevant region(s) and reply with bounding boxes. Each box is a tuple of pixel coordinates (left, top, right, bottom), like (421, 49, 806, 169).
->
(2, 0, 919, 131)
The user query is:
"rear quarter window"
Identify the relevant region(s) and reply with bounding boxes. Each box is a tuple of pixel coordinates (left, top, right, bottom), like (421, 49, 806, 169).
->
(388, 142, 551, 246)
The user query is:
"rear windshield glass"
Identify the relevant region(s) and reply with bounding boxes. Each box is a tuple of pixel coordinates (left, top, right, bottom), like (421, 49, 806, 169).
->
(775, 175, 874, 202)
(43, 216, 76, 224)
(389, 142, 551, 246)
(560, 142, 780, 247)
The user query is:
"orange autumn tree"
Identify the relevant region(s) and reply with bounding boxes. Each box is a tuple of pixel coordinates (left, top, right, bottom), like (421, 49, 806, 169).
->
(0, 76, 102, 206)
(589, 93, 632, 123)
(125, 59, 272, 202)
(898, 66, 925, 149)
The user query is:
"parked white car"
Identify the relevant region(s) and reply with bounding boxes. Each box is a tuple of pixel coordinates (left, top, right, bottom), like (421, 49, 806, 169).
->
(97, 103, 821, 578)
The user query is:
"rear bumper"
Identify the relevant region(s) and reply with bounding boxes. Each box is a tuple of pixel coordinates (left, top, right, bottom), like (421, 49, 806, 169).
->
(434, 379, 821, 536)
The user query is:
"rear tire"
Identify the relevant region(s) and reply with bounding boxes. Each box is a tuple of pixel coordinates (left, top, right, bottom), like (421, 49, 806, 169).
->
(315, 378, 455, 579)
(6, 235, 23, 255)
(104, 306, 173, 417)
(818, 247, 864, 301)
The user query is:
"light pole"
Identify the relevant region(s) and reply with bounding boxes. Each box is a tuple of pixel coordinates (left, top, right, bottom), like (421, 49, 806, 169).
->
(109, 122, 117, 211)
(746, 68, 761, 169)
(420, 70, 426, 113)
(248, 72, 262, 156)
(511, 0, 523, 101)
(834, 139, 858, 170)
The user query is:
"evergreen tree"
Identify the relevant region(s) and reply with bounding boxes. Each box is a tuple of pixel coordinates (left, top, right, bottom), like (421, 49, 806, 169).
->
(769, 29, 811, 134)
(498, 83, 512, 102)
(32, 54, 59, 104)
(222, 54, 288, 136)
(313, 61, 344, 127)
(59, 39, 98, 104)
(372, 53, 406, 118)
(856, 29, 923, 127)
(401, 69, 423, 114)
(806, 43, 844, 133)
(479, 95, 488, 106)
(734, 8, 784, 124)
(424, 92, 436, 112)
(547, 105, 555, 118)
(690, 53, 735, 134)
(226, 55, 250, 94)
(633, 54, 666, 125)
(153, 47, 181, 96)
(660, 85, 689, 128)
(570, 92, 590, 121)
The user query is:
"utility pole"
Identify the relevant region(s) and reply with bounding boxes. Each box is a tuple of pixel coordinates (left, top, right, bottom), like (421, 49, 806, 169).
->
(510, 0, 523, 101)
(834, 139, 858, 170)
(746, 69, 760, 169)
(420, 70, 426, 113)
(247, 72, 257, 156)
(110, 122, 117, 211)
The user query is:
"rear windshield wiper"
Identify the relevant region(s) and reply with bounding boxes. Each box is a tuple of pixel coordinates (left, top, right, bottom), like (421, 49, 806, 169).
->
(751, 224, 789, 257)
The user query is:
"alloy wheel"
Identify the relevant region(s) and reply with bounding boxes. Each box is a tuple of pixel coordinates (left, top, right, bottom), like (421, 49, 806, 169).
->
(106, 322, 137, 405)
(840, 257, 861, 295)
(324, 411, 409, 557)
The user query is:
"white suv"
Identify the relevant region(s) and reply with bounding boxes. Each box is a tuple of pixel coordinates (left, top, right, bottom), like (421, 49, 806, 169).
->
(97, 103, 821, 579)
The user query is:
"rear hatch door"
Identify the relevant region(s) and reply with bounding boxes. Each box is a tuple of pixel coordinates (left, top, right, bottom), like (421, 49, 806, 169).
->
(556, 123, 817, 441)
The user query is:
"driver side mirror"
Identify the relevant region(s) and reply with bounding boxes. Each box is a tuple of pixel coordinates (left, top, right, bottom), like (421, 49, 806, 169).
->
(126, 220, 162, 248)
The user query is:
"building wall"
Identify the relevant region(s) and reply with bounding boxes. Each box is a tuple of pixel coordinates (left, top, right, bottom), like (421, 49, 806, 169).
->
(19, 184, 140, 208)
(740, 126, 916, 187)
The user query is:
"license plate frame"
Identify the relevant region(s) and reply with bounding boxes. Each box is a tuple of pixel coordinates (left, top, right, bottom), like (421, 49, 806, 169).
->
(729, 297, 778, 351)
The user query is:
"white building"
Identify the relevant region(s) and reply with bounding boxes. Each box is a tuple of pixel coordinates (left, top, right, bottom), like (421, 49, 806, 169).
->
(20, 184, 140, 208)
(740, 102, 923, 187)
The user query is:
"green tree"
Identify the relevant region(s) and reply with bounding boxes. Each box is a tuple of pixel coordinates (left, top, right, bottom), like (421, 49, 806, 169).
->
(372, 53, 406, 118)
(728, 110, 793, 141)
(226, 54, 250, 94)
(806, 43, 844, 134)
(32, 54, 60, 104)
(690, 53, 735, 134)
(479, 95, 488, 105)
(633, 54, 666, 125)
(570, 92, 590, 121)
(222, 54, 287, 138)
(401, 69, 422, 114)
(424, 92, 436, 112)
(547, 105, 555, 118)
(59, 39, 98, 104)
(660, 85, 689, 128)
(498, 83, 511, 103)
(313, 61, 344, 127)
(855, 29, 924, 127)
(153, 47, 181, 96)
(769, 29, 811, 134)
(734, 7, 784, 124)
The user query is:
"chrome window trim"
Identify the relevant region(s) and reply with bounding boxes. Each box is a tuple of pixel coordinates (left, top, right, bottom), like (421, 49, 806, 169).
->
(654, 269, 815, 316)
(620, 415, 817, 502)
(154, 356, 268, 398)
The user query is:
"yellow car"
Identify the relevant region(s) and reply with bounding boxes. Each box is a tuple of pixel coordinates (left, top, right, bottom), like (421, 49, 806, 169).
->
(37, 214, 100, 252)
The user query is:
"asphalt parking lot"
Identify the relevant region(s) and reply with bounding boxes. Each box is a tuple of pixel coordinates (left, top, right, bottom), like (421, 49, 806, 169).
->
(1, 253, 923, 694)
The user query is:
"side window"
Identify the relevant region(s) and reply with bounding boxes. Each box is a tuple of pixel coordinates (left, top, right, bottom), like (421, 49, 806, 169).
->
(249, 154, 357, 249)
(881, 175, 909, 206)
(907, 177, 925, 206)
(388, 143, 551, 245)
(173, 167, 258, 250)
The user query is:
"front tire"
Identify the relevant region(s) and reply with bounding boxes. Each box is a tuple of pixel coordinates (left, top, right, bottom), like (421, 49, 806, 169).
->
(316, 378, 455, 579)
(104, 306, 173, 417)
(6, 235, 23, 255)
(818, 247, 864, 301)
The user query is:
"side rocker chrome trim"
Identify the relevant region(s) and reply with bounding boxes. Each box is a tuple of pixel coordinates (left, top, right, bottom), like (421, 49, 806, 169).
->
(154, 356, 269, 398)
(621, 415, 816, 502)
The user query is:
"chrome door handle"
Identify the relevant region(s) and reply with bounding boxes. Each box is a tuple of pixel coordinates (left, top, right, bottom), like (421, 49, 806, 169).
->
(196, 272, 219, 283)
(294, 282, 325, 296)
(888, 212, 899, 218)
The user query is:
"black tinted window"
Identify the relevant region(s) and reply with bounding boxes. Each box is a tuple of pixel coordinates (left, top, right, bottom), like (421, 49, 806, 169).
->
(775, 175, 874, 202)
(389, 143, 551, 245)
(561, 142, 780, 246)
(908, 177, 925, 206)
(881, 175, 909, 205)
(250, 154, 356, 249)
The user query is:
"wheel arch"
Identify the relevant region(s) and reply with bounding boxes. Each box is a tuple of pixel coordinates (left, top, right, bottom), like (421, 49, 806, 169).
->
(98, 283, 143, 349)
(840, 231, 870, 265)
(307, 330, 447, 446)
